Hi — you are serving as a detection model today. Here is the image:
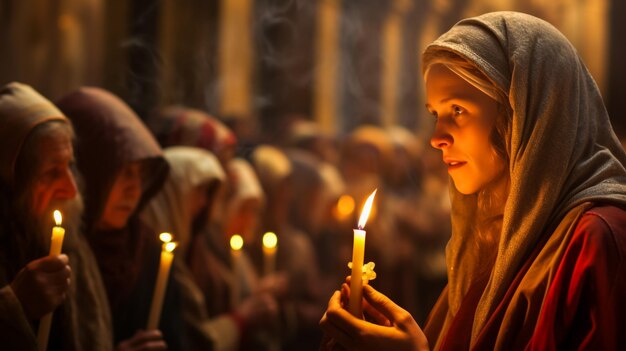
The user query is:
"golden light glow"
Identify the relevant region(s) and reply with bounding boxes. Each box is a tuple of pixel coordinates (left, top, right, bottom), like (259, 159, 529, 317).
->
(159, 233, 173, 243)
(262, 232, 278, 249)
(164, 241, 178, 253)
(357, 189, 377, 229)
(53, 210, 62, 226)
(230, 234, 244, 251)
(336, 195, 355, 218)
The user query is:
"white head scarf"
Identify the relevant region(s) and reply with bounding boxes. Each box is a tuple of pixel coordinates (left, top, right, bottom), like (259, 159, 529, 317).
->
(142, 146, 225, 252)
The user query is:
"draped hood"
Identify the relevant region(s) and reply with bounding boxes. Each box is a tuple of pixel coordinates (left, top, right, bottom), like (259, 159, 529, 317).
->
(142, 146, 225, 252)
(56, 87, 169, 228)
(0, 82, 68, 186)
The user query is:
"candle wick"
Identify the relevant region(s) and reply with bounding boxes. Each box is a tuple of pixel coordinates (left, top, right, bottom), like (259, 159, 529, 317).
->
(358, 225, 363, 231)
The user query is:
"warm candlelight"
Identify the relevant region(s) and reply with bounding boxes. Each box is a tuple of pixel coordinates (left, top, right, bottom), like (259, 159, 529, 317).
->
(147, 234, 177, 330)
(38, 210, 65, 351)
(348, 189, 377, 317)
(262, 232, 278, 276)
(230, 234, 243, 307)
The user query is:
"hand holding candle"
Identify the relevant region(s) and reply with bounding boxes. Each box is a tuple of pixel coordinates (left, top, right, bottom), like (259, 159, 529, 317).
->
(262, 232, 277, 276)
(147, 233, 177, 330)
(348, 189, 377, 318)
(37, 210, 66, 351)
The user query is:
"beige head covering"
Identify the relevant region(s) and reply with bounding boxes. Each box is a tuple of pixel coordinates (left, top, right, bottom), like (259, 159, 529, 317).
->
(423, 11, 626, 344)
(142, 146, 225, 252)
(250, 145, 292, 191)
(0, 82, 68, 185)
(225, 158, 265, 225)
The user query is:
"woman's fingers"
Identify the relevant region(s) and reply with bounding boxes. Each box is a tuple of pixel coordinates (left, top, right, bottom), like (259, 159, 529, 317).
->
(320, 291, 356, 349)
(363, 295, 392, 327)
(362, 284, 412, 326)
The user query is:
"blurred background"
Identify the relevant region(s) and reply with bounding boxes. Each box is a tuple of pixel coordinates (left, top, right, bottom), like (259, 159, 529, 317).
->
(0, 0, 624, 140)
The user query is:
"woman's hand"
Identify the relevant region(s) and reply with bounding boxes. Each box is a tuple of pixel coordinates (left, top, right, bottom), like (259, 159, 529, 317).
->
(10, 254, 71, 319)
(320, 284, 429, 351)
(116, 330, 167, 351)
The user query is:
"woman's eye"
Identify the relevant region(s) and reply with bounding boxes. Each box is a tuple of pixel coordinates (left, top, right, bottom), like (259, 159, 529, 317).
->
(452, 105, 464, 116)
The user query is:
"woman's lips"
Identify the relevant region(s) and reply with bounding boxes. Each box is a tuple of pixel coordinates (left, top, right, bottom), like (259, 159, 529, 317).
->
(444, 159, 467, 171)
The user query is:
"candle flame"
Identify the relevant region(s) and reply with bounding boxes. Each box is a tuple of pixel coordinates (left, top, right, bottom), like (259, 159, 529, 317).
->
(230, 234, 244, 251)
(160, 232, 173, 243)
(53, 210, 62, 226)
(357, 189, 377, 229)
(262, 232, 278, 249)
(164, 241, 177, 252)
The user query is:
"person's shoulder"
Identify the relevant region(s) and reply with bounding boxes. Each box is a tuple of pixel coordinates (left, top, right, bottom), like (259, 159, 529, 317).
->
(580, 204, 626, 234)
(574, 204, 626, 252)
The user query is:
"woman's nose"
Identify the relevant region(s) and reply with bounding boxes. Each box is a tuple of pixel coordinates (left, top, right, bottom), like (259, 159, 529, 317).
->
(430, 122, 453, 150)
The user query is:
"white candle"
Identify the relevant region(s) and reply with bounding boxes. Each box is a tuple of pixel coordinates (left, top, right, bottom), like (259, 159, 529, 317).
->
(38, 210, 65, 351)
(348, 190, 377, 318)
(230, 234, 244, 307)
(147, 233, 177, 330)
(262, 232, 277, 276)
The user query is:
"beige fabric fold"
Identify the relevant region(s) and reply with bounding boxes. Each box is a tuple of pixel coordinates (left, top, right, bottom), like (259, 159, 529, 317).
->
(422, 11, 626, 346)
(142, 146, 225, 252)
(0, 82, 67, 185)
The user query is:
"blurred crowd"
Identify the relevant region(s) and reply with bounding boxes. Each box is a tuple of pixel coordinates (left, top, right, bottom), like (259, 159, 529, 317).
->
(0, 82, 453, 351)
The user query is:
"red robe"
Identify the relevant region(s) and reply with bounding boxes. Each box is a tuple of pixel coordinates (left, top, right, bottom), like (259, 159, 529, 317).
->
(428, 205, 626, 350)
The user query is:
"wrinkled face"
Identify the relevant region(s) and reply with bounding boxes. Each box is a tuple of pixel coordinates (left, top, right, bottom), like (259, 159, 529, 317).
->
(29, 130, 78, 218)
(96, 161, 143, 230)
(426, 63, 506, 195)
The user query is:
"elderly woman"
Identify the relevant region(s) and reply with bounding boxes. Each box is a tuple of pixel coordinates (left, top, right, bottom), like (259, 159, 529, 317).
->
(57, 88, 184, 351)
(320, 11, 626, 350)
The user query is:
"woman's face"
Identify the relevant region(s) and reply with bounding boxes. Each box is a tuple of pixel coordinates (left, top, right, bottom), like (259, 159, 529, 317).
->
(96, 161, 143, 230)
(426, 63, 506, 195)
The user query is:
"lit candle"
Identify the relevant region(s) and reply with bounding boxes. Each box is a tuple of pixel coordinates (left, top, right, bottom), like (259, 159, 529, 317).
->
(262, 232, 278, 276)
(38, 210, 65, 351)
(230, 234, 244, 307)
(147, 233, 177, 330)
(348, 190, 377, 317)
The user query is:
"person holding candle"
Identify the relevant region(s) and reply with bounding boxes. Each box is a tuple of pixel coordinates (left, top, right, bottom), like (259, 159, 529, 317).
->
(57, 87, 185, 351)
(142, 146, 232, 350)
(208, 157, 281, 351)
(250, 145, 327, 351)
(0, 82, 113, 350)
(320, 11, 626, 350)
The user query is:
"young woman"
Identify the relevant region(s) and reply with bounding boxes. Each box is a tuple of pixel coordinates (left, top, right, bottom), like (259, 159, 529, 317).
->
(320, 11, 626, 350)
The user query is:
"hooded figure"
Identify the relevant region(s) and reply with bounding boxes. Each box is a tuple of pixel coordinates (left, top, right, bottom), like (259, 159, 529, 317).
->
(142, 146, 230, 350)
(56, 87, 185, 350)
(320, 12, 626, 351)
(0, 82, 112, 351)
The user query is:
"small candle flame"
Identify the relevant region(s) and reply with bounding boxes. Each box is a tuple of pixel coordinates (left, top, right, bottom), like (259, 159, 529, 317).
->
(164, 241, 177, 253)
(160, 232, 173, 243)
(262, 232, 278, 249)
(53, 210, 62, 226)
(230, 234, 244, 251)
(357, 189, 377, 229)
